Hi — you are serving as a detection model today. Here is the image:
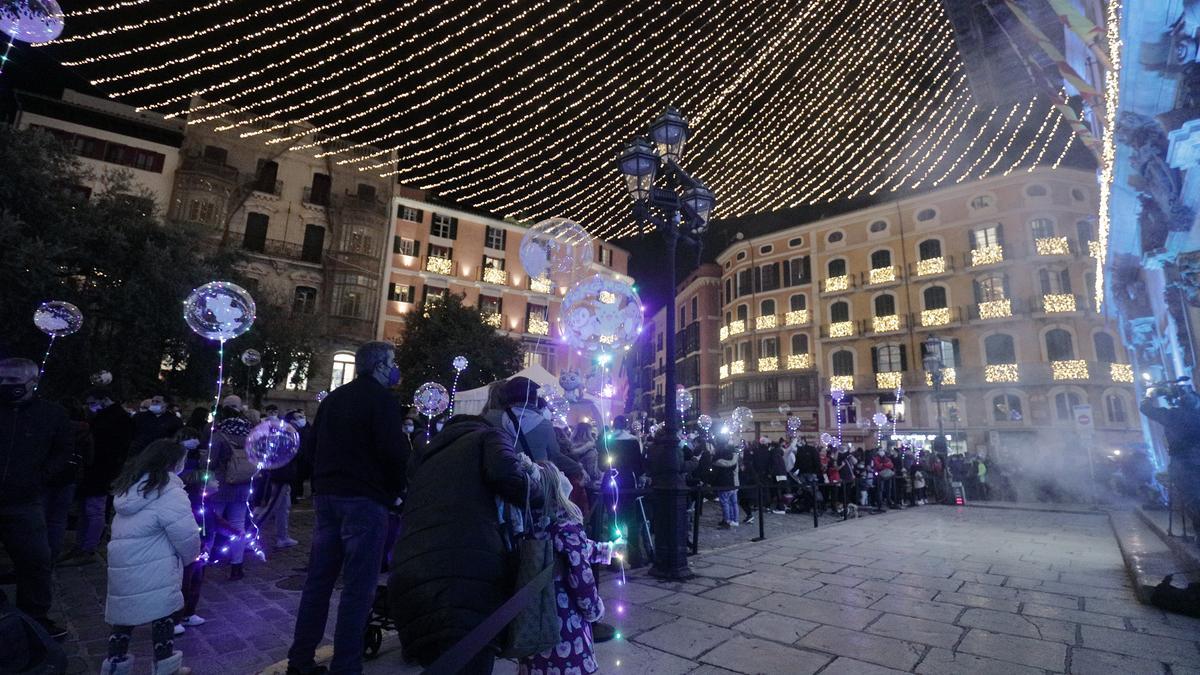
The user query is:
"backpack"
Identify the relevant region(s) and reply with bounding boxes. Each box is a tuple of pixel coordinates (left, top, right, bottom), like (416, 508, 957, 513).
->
(217, 431, 257, 485)
(0, 596, 67, 674)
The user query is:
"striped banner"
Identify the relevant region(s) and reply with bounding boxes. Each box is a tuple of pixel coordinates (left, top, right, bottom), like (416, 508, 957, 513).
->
(1003, 0, 1104, 107)
(1046, 0, 1114, 70)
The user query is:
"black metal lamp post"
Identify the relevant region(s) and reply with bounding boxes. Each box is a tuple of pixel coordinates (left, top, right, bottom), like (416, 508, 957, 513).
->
(922, 334, 953, 502)
(617, 107, 714, 580)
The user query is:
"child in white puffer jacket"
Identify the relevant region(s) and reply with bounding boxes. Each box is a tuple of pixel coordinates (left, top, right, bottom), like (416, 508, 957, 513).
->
(102, 439, 201, 675)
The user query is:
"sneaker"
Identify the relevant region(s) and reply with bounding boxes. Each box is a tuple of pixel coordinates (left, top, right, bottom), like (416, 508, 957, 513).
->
(181, 615, 206, 627)
(770, 509, 786, 515)
(57, 550, 98, 567)
(743, 514, 755, 524)
(729, 520, 740, 527)
(173, 623, 186, 636)
(37, 618, 68, 641)
(275, 538, 300, 549)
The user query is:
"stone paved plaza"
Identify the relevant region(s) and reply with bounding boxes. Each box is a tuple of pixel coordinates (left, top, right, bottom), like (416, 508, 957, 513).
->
(34, 503, 1200, 674)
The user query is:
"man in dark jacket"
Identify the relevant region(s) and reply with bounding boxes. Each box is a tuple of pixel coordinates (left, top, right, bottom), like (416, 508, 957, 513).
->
(388, 414, 535, 674)
(287, 342, 407, 675)
(0, 358, 73, 639)
(128, 393, 182, 456)
(60, 389, 134, 567)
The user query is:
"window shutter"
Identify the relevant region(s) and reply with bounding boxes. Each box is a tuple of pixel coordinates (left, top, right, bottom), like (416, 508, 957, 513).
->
(501, 229, 507, 249)
(782, 260, 791, 287)
(1061, 270, 1072, 293)
(900, 345, 908, 371)
(802, 256, 812, 282)
(973, 280, 982, 304)
(413, 240, 420, 257)
(968, 229, 977, 249)
(995, 223, 1005, 246)
(449, 217, 459, 240)
(429, 220, 437, 237)
(1002, 274, 1010, 298)
(753, 267, 762, 293)
(951, 339, 961, 367)
(871, 347, 879, 373)
(407, 285, 415, 302)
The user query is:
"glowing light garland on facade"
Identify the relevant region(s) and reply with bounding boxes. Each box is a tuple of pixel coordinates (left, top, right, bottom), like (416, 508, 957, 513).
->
(825, 275, 850, 293)
(1052, 359, 1088, 380)
(971, 244, 1005, 267)
(1094, 0, 1122, 311)
(925, 367, 956, 386)
(916, 257, 946, 276)
(425, 255, 453, 275)
(727, 320, 745, 336)
(872, 315, 900, 333)
(719, 364, 729, 380)
(756, 314, 777, 330)
(758, 357, 778, 372)
(787, 353, 812, 369)
(1035, 236, 1071, 256)
(978, 299, 1012, 319)
(921, 307, 951, 327)
(829, 321, 854, 338)
(527, 315, 549, 336)
(530, 275, 553, 294)
(985, 363, 1019, 383)
(876, 372, 903, 389)
(784, 310, 809, 326)
(869, 267, 896, 285)
(730, 360, 745, 375)
(1042, 293, 1077, 313)
(830, 375, 855, 391)
(482, 267, 507, 285)
(1110, 363, 1133, 383)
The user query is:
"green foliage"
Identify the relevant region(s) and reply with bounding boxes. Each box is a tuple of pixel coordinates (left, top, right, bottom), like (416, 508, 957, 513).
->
(219, 300, 316, 408)
(392, 294, 524, 405)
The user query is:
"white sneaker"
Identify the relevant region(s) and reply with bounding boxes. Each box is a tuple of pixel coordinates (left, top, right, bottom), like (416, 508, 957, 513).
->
(275, 538, 300, 549)
(729, 520, 740, 527)
(173, 623, 185, 636)
(181, 615, 205, 627)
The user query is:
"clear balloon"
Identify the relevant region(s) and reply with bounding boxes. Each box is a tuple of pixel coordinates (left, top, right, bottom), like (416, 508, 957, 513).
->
(452, 356, 468, 372)
(90, 370, 112, 386)
(184, 282, 256, 341)
(413, 382, 450, 417)
(559, 275, 643, 354)
(519, 217, 593, 284)
(872, 412, 888, 427)
(34, 300, 82, 337)
(786, 417, 802, 435)
(543, 393, 569, 427)
(1, 0, 65, 43)
(244, 419, 300, 470)
(241, 349, 262, 367)
(697, 414, 713, 431)
(315, 390, 328, 402)
(831, 388, 846, 404)
(732, 406, 753, 431)
(778, 404, 791, 416)
(676, 387, 694, 413)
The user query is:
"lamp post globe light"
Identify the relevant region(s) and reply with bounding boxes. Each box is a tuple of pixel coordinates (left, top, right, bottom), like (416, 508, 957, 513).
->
(922, 334, 953, 502)
(617, 107, 714, 580)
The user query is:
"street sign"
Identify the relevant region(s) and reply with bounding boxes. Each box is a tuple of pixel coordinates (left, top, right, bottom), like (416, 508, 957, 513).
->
(1072, 405, 1094, 434)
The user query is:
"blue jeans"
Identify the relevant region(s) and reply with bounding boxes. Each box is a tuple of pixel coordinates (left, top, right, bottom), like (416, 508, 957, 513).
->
(718, 490, 738, 523)
(288, 495, 389, 675)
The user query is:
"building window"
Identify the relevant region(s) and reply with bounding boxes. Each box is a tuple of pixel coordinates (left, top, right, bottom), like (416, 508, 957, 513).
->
(526, 303, 549, 335)
(330, 352, 355, 391)
(1039, 268, 1072, 294)
(485, 226, 507, 250)
(253, 159, 278, 194)
(868, 220, 888, 233)
(788, 237, 803, 247)
(431, 213, 458, 239)
(984, 334, 1016, 364)
(1077, 219, 1094, 244)
(1093, 333, 1117, 364)
(827, 231, 844, 244)
(737, 269, 752, 297)
(916, 208, 937, 221)
(975, 273, 1007, 302)
(736, 251, 747, 261)
(1072, 187, 1086, 202)
(301, 224, 325, 264)
(292, 286, 318, 314)
(922, 338, 957, 367)
(790, 294, 807, 311)
(874, 294, 895, 316)
(993, 394, 1022, 421)
(831, 350, 854, 375)
(791, 333, 808, 354)
(875, 345, 903, 372)
(1030, 218, 1056, 239)
(759, 263, 780, 291)
(1025, 183, 1049, 197)
(736, 305, 748, 323)
(829, 301, 849, 323)
(971, 224, 1002, 249)
(345, 225, 377, 256)
(827, 259, 847, 277)
(397, 205, 423, 222)
(691, 296, 698, 321)
(307, 173, 331, 206)
(1054, 391, 1082, 420)
(970, 195, 994, 210)
(388, 283, 415, 303)
(870, 249, 891, 269)
(1045, 329, 1075, 361)
(761, 338, 778, 358)
(923, 286, 948, 310)
(243, 212, 269, 253)
(760, 299, 775, 316)
(32, 125, 167, 173)
(724, 279, 732, 304)
(483, 254, 505, 271)
(1106, 394, 1127, 424)
(393, 236, 418, 256)
(331, 273, 378, 320)
(759, 245, 773, 254)
(598, 245, 613, 267)
(918, 239, 941, 260)
(184, 198, 217, 225)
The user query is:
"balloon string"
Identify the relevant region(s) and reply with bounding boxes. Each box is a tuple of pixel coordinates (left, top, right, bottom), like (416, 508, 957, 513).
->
(33, 336, 55, 394)
(199, 338, 225, 543)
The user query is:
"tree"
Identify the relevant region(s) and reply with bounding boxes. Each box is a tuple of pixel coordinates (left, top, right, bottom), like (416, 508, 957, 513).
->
(392, 294, 524, 405)
(218, 300, 319, 409)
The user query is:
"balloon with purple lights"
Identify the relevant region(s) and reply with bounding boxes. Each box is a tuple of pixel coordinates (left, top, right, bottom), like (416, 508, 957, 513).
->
(184, 281, 256, 341)
(731, 406, 753, 431)
(315, 390, 328, 402)
(452, 355, 469, 372)
(413, 382, 450, 418)
(676, 387, 694, 413)
(697, 414, 713, 432)
(872, 412, 888, 427)
(1, 0, 64, 43)
(519, 217, 593, 284)
(558, 274, 643, 354)
(90, 370, 112, 386)
(34, 300, 82, 337)
(786, 416, 802, 436)
(244, 419, 300, 470)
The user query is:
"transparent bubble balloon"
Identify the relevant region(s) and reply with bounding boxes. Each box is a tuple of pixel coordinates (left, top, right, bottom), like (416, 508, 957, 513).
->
(732, 406, 753, 430)
(184, 282, 255, 341)
(413, 382, 449, 417)
(697, 414, 713, 431)
(315, 390, 328, 402)
(452, 355, 468, 372)
(831, 389, 846, 403)
(778, 404, 791, 416)
(559, 275, 643, 354)
(241, 349, 262, 367)
(872, 412, 888, 427)
(1, 0, 65, 43)
(34, 300, 82, 337)
(519, 217, 593, 284)
(90, 370, 112, 386)
(244, 419, 299, 470)
(787, 417, 802, 435)
(676, 387, 694, 413)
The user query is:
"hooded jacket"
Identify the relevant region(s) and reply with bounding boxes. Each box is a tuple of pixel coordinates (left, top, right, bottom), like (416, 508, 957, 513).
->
(388, 415, 535, 664)
(105, 474, 201, 626)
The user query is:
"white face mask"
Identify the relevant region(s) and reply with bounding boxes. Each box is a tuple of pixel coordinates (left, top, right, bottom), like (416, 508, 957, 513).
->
(148, 404, 165, 415)
(293, 418, 307, 428)
(181, 438, 200, 450)
(403, 423, 414, 433)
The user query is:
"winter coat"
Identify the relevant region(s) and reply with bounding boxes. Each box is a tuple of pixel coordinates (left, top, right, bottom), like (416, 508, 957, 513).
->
(711, 447, 739, 488)
(388, 415, 535, 665)
(80, 403, 134, 497)
(311, 375, 408, 507)
(105, 474, 201, 626)
(129, 412, 182, 457)
(0, 399, 73, 506)
(485, 407, 583, 479)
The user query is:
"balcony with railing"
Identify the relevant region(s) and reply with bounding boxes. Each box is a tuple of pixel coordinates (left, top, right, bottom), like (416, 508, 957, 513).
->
(244, 238, 323, 265)
(529, 275, 553, 293)
(1051, 359, 1089, 380)
(334, 191, 388, 217)
(758, 356, 779, 372)
(787, 353, 813, 370)
(984, 363, 1020, 383)
(756, 314, 778, 330)
(912, 256, 952, 278)
(1110, 363, 1134, 383)
(824, 321, 855, 339)
(719, 364, 729, 380)
(720, 320, 746, 342)
(248, 179, 283, 198)
(822, 275, 852, 294)
(180, 155, 239, 182)
(875, 371, 904, 389)
(481, 266, 508, 285)
(870, 314, 903, 334)
(302, 186, 331, 207)
(527, 315, 550, 336)
(866, 266, 899, 286)
(1036, 293, 1081, 315)
(425, 255, 455, 275)
(829, 375, 855, 391)
(784, 309, 810, 326)
(482, 312, 503, 328)
(969, 244, 1005, 267)
(972, 298, 1014, 321)
(919, 306, 953, 328)
(924, 367, 957, 386)
(730, 360, 746, 375)
(1034, 236, 1071, 256)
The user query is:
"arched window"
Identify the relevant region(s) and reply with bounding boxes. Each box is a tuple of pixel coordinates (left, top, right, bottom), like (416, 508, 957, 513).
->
(736, 305, 748, 323)
(789, 294, 807, 311)
(975, 274, 1007, 302)
(874, 345, 903, 373)
(923, 286, 948, 310)
(791, 333, 809, 354)
(1093, 333, 1117, 364)
(874, 294, 896, 317)
(984, 334, 1016, 364)
(1039, 269, 1072, 294)
(870, 250, 892, 269)
(760, 299, 775, 316)
(1106, 394, 1127, 424)
(970, 195, 994, 210)
(1055, 391, 1082, 420)
(829, 301, 850, 323)
(831, 350, 854, 375)
(993, 394, 1022, 422)
(828, 258, 847, 277)
(1076, 220, 1093, 244)
(330, 352, 356, 391)
(1030, 218, 1056, 238)
(918, 239, 942, 260)
(1045, 329, 1074, 361)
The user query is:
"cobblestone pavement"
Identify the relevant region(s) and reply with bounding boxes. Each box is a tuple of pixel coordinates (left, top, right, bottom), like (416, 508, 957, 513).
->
(33, 502, 1200, 674)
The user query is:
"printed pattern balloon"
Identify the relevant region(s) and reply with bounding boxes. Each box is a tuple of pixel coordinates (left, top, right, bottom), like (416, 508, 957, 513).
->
(519, 217, 593, 284)
(241, 349, 262, 367)
(244, 419, 300, 470)
(559, 275, 643, 354)
(34, 300, 82, 337)
(413, 382, 450, 417)
(184, 282, 255, 341)
(1, 0, 64, 43)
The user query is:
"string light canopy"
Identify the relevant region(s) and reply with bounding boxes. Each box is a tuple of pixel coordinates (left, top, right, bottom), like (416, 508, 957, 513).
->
(42, 0, 1090, 240)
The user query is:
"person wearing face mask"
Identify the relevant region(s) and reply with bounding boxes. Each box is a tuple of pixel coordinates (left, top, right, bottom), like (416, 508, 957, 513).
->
(0, 358, 73, 640)
(130, 394, 183, 457)
(287, 341, 408, 675)
(62, 389, 136, 568)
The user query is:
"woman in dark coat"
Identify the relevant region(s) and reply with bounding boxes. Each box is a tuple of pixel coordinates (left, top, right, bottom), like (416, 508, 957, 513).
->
(388, 414, 537, 672)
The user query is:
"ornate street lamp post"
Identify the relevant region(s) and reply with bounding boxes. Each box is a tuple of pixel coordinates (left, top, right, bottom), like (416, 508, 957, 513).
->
(617, 108, 714, 580)
(922, 334, 953, 502)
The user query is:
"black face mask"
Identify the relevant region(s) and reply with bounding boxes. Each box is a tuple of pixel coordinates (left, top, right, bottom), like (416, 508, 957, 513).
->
(0, 384, 29, 403)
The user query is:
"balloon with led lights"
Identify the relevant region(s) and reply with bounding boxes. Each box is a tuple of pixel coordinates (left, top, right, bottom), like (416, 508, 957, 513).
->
(34, 301, 82, 337)
(452, 356, 468, 372)
(872, 412, 888, 427)
(413, 382, 449, 418)
(786, 416, 802, 436)
(184, 281, 255, 341)
(244, 419, 300, 470)
(241, 349, 262, 367)
(676, 387, 693, 414)
(90, 370, 112, 386)
(519, 217, 593, 284)
(731, 406, 753, 431)
(697, 414, 712, 432)
(316, 390, 328, 402)
(1, 0, 65, 43)
(558, 274, 643, 355)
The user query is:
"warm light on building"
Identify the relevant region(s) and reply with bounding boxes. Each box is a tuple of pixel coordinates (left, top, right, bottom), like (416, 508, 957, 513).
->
(825, 275, 849, 292)
(482, 267, 507, 285)
(1035, 236, 1071, 256)
(787, 353, 812, 369)
(1088, 240, 1102, 258)
(978, 299, 1012, 319)
(719, 326, 729, 341)
(1051, 360, 1089, 380)
(921, 307, 951, 327)
(756, 314, 777, 330)
(872, 315, 900, 333)
(482, 312, 502, 328)
(829, 321, 854, 338)
(728, 320, 746, 336)
(869, 266, 896, 285)
(730, 360, 745, 375)
(970, 244, 1004, 266)
(1042, 293, 1077, 313)
(527, 315, 549, 335)
(425, 255, 453, 275)
(876, 372, 903, 389)
(785, 309, 809, 325)
(829, 375, 854, 391)
(916, 257, 946, 276)
(530, 275, 553, 294)
(984, 364, 1020, 383)
(758, 357, 778, 372)
(925, 367, 957, 386)
(1110, 363, 1133, 383)
(719, 365, 729, 379)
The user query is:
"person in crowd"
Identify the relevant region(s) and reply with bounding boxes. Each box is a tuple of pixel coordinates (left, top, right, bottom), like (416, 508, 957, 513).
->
(0, 357, 73, 639)
(608, 415, 648, 566)
(913, 462, 927, 505)
(518, 461, 619, 675)
(568, 422, 600, 490)
(243, 408, 262, 427)
(252, 411, 302, 549)
(129, 394, 182, 456)
(264, 404, 279, 420)
(976, 456, 989, 500)
(485, 378, 581, 475)
(712, 442, 741, 528)
(287, 342, 407, 675)
(44, 398, 90, 564)
(184, 408, 209, 435)
(789, 437, 821, 513)
(388, 405, 538, 674)
(170, 427, 207, 635)
(207, 395, 255, 580)
(102, 439, 201, 675)
(871, 447, 895, 512)
(738, 441, 760, 524)
(553, 425, 591, 519)
(768, 440, 788, 514)
(62, 389, 136, 567)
